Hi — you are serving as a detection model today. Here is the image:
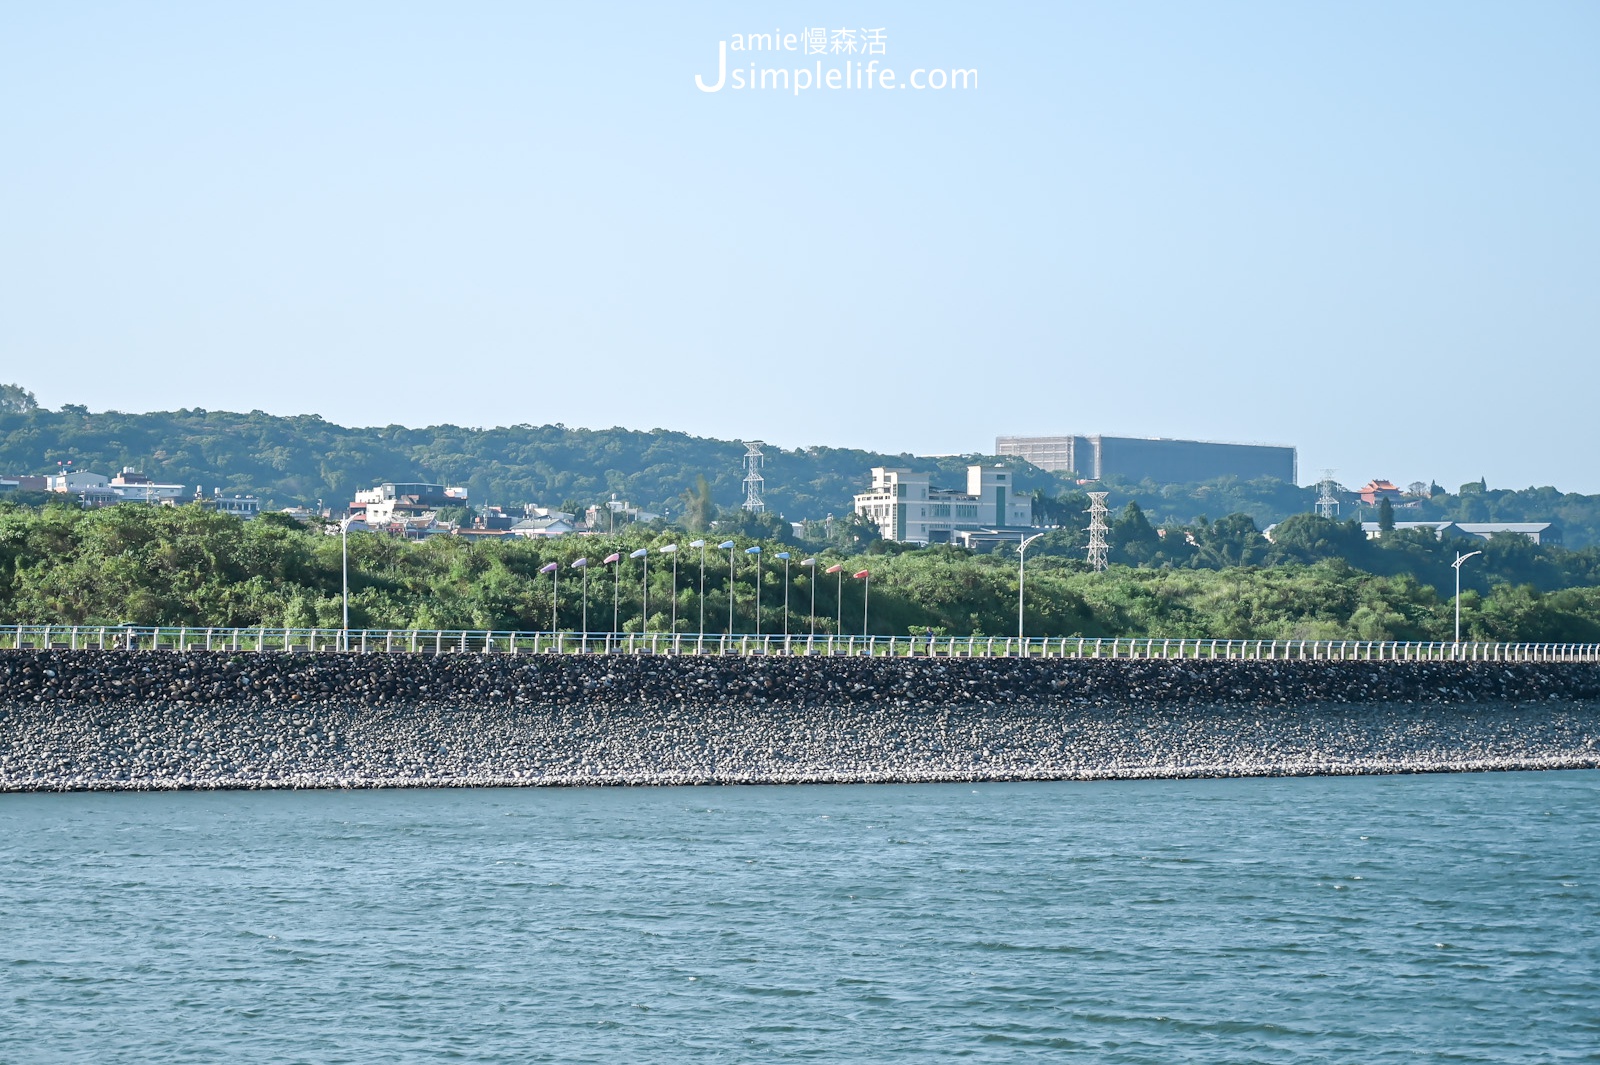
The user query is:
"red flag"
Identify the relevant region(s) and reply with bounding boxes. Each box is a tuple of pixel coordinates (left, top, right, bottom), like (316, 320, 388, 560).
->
(853, 570, 869, 579)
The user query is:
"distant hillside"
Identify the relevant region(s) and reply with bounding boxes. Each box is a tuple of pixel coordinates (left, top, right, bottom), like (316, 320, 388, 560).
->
(5, 390, 1595, 545)
(0, 397, 1068, 518)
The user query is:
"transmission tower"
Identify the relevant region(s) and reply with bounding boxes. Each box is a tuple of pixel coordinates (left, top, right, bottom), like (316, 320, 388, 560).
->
(1086, 492, 1110, 571)
(741, 441, 766, 513)
(1315, 469, 1340, 520)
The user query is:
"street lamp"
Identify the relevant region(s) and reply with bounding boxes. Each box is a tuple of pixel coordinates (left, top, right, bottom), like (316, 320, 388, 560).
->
(604, 551, 623, 643)
(659, 543, 679, 634)
(571, 557, 589, 646)
(776, 552, 791, 640)
(800, 557, 817, 634)
(338, 515, 362, 651)
(826, 562, 844, 634)
(1018, 532, 1045, 644)
(746, 545, 763, 636)
(540, 561, 559, 633)
(1453, 549, 1483, 645)
(690, 539, 707, 643)
(630, 548, 650, 630)
(719, 541, 736, 632)
(853, 568, 871, 637)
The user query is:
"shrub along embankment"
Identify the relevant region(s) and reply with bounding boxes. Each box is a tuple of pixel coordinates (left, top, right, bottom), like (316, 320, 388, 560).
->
(2, 650, 1598, 790)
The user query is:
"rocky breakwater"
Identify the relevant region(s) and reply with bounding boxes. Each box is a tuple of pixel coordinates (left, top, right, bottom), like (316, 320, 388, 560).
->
(2, 649, 1599, 790)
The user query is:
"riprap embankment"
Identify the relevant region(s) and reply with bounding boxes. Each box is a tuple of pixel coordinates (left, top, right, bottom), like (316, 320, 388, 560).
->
(3, 650, 1598, 789)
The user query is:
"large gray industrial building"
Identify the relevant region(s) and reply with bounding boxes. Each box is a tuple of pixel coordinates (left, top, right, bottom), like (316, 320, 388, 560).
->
(995, 434, 1297, 485)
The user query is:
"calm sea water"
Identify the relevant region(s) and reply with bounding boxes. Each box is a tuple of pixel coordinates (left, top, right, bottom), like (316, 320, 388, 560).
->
(2, 773, 1597, 1063)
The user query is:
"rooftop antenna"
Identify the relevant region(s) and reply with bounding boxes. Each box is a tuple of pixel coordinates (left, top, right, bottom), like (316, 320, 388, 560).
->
(741, 441, 765, 513)
(1316, 469, 1340, 520)
(1086, 492, 1110, 571)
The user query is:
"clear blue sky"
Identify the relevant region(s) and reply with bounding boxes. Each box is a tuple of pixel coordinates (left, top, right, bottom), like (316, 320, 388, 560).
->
(3, 2, 1596, 491)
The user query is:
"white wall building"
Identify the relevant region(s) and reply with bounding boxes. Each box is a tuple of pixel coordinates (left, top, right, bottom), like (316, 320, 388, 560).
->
(853, 465, 1032, 545)
(207, 491, 261, 519)
(107, 468, 187, 503)
(351, 482, 468, 526)
(47, 471, 109, 493)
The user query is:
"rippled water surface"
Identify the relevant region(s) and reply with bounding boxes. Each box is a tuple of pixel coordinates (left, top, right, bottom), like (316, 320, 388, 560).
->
(3, 772, 1598, 1063)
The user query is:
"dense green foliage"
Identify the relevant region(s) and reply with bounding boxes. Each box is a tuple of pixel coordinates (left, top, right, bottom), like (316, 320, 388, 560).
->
(0, 399, 1060, 519)
(5, 389, 1596, 546)
(995, 504, 1600, 601)
(4, 503, 1598, 641)
(1034, 478, 1600, 548)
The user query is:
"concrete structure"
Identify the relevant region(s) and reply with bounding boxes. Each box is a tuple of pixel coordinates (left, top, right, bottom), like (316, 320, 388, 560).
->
(1358, 521, 1559, 545)
(1453, 522, 1559, 546)
(1358, 521, 1457, 540)
(350, 482, 467, 526)
(346, 481, 466, 539)
(585, 497, 657, 531)
(47, 471, 109, 493)
(510, 517, 577, 538)
(0, 475, 47, 494)
(995, 434, 1296, 485)
(107, 468, 187, 503)
(854, 465, 1032, 545)
(203, 489, 261, 520)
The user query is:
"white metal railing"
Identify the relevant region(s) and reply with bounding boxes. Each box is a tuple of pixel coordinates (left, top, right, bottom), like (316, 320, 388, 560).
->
(1, 625, 1597, 663)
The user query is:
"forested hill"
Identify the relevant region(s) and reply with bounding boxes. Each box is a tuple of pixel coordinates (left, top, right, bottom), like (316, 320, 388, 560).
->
(5, 390, 1598, 543)
(0, 399, 1068, 518)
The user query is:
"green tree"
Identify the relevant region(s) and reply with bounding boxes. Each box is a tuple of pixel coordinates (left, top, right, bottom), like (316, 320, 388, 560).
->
(0, 384, 38, 415)
(679, 475, 715, 532)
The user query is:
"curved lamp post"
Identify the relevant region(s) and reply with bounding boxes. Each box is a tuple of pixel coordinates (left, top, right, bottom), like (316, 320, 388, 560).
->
(571, 557, 589, 645)
(1017, 532, 1045, 644)
(339, 516, 354, 651)
(659, 543, 679, 634)
(690, 539, 707, 642)
(604, 551, 622, 641)
(776, 552, 791, 639)
(719, 541, 736, 633)
(1453, 549, 1483, 646)
(826, 562, 844, 634)
(630, 548, 650, 630)
(800, 557, 817, 634)
(540, 561, 559, 633)
(746, 545, 763, 636)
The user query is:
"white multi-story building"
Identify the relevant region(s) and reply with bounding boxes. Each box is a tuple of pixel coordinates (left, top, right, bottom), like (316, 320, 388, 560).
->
(205, 490, 261, 519)
(107, 468, 187, 503)
(47, 471, 110, 493)
(853, 465, 1032, 545)
(350, 482, 468, 525)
